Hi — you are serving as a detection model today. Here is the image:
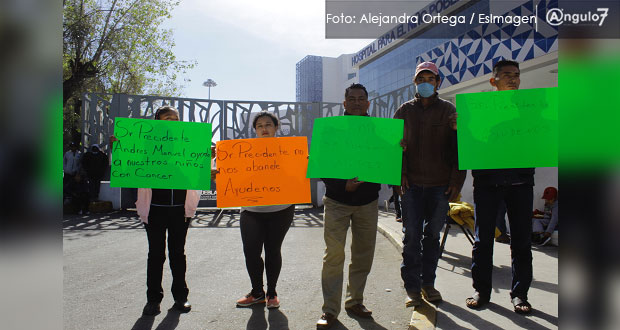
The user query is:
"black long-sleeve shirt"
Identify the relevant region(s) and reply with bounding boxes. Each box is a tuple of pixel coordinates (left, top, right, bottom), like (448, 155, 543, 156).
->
(322, 178, 380, 206)
(472, 168, 535, 187)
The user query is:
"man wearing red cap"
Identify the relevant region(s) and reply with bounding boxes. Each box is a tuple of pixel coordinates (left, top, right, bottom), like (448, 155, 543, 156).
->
(466, 59, 535, 314)
(394, 61, 466, 307)
(533, 187, 558, 246)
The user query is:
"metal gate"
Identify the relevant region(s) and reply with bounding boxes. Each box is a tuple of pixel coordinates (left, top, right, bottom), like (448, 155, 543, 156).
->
(81, 85, 414, 207)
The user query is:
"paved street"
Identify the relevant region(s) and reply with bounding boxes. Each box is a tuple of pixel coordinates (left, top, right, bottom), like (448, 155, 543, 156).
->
(64, 207, 411, 330)
(64, 206, 558, 330)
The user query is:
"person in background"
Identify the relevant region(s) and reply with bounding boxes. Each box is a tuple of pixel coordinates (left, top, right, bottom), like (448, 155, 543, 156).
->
(66, 170, 90, 215)
(64, 142, 81, 183)
(385, 185, 402, 222)
(532, 187, 558, 246)
(80, 144, 109, 201)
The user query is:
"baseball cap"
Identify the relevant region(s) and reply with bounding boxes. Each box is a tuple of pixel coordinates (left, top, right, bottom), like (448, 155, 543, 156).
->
(541, 187, 557, 200)
(415, 62, 439, 79)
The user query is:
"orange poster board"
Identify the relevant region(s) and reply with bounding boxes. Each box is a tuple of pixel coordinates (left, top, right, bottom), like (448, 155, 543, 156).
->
(215, 136, 311, 208)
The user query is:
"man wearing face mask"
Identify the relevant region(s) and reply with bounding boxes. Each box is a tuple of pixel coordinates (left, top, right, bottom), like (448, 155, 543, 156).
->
(393, 62, 466, 307)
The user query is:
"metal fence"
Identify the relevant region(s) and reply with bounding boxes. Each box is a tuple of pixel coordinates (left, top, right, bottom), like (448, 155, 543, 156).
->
(81, 84, 415, 151)
(80, 84, 415, 207)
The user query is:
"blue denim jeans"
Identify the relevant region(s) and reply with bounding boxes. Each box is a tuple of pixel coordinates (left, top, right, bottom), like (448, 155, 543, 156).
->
(471, 184, 533, 300)
(400, 184, 450, 293)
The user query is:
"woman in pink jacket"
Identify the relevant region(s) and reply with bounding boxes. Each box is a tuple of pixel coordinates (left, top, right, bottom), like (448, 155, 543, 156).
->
(113, 106, 200, 316)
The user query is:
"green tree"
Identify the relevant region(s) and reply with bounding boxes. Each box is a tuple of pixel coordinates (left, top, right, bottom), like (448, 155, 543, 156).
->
(63, 0, 195, 142)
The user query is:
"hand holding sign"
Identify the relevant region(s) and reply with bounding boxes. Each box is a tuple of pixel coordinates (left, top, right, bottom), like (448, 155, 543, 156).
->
(345, 177, 364, 192)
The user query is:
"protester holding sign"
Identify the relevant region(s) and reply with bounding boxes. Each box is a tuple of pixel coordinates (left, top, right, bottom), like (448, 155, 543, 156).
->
(394, 61, 466, 308)
(466, 60, 535, 314)
(316, 84, 381, 329)
(112, 106, 200, 316)
(228, 112, 296, 310)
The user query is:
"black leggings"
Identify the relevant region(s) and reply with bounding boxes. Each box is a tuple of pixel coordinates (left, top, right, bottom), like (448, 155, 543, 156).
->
(240, 205, 295, 297)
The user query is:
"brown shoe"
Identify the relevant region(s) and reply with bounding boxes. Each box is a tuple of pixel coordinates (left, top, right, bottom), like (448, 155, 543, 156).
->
(316, 313, 336, 329)
(406, 291, 422, 307)
(345, 304, 372, 317)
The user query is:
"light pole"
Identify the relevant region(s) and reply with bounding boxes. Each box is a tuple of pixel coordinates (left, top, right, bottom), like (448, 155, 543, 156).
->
(202, 79, 217, 99)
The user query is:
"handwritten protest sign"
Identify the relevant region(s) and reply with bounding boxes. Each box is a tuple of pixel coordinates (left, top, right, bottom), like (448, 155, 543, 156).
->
(456, 87, 558, 170)
(215, 137, 311, 208)
(306, 116, 403, 185)
(110, 118, 212, 189)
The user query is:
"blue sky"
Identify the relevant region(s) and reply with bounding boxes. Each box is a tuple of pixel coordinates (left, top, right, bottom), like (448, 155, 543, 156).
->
(165, 0, 372, 102)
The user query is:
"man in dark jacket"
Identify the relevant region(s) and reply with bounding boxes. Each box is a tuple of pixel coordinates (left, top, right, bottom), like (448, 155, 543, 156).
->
(317, 83, 381, 329)
(465, 60, 534, 314)
(80, 144, 109, 200)
(394, 61, 467, 307)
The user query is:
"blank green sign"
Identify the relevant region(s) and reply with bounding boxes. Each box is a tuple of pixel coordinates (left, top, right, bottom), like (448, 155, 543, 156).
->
(110, 118, 212, 189)
(307, 116, 403, 185)
(456, 87, 558, 170)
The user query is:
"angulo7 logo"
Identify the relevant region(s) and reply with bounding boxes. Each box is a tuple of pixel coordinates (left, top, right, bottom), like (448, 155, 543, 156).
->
(546, 7, 609, 27)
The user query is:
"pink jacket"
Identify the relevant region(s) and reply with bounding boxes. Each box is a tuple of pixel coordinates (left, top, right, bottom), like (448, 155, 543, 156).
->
(136, 189, 201, 223)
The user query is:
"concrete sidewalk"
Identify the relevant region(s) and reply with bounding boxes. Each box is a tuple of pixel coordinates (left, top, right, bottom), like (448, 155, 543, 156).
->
(376, 207, 558, 330)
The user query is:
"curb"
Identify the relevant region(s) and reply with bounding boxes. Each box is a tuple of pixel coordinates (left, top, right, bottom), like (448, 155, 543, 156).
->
(376, 220, 437, 330)
(376, 221, 403, 253)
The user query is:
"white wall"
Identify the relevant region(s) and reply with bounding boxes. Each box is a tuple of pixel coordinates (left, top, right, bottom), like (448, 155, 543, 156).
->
(322, 57, 341, 103)
(322, 54, 358, 103)
(440, 52, 559, 102)
(99, 181, 121, 209)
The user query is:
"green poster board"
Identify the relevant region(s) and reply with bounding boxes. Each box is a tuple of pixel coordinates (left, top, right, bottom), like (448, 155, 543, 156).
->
(307, 116, 403, 185)
(110, 118, 212, 189)
(456, 87, 558, 170)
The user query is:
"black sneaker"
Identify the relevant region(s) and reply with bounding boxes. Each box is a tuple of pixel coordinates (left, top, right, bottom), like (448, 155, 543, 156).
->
(316, 312, 336, 329)
(142, 302, 160, 316)
(539, 236, 552, 246)
(173, 300, 192, 313)
(495, 233, 510, 244)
